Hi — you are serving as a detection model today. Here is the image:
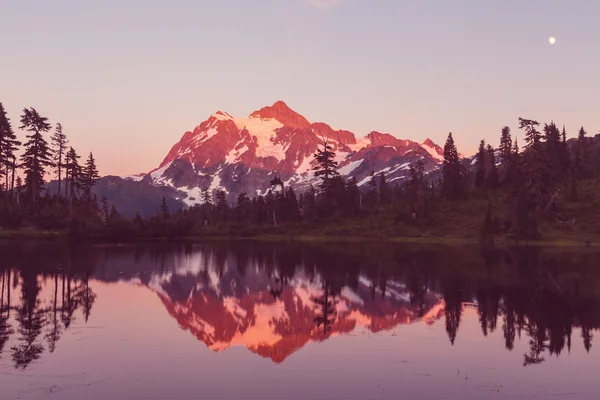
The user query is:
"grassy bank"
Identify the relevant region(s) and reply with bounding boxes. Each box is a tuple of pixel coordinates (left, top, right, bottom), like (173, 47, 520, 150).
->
(1, 228, 596, 249)
(0, 230, 67, 239)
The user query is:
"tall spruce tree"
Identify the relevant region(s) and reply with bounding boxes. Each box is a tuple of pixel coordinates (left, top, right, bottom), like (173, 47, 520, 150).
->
(64, 147, 82, 204)
(575, 126, 588, 178)
(344, 177, 360, 216)
(19, 108, 53, 209)
(475, 140, 487, 189)
(441, 132, 465, 200)
(519, 118, 542, 150)
(518, 117, 546, 196)
(312, 139, 339, 190)
(543, 122, 563, 182)
(486, 144, 499, 189)
(0, 103, 21, 195)
(15, 176, 23, 204)
(499, 126, 512, 165)
(378, 173, 390, 205)
(51, 123, 68, 198)
(81, 152, 100, 199)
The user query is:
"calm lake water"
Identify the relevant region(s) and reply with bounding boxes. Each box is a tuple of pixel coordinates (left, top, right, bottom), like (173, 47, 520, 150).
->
(1, 241, 599, 399)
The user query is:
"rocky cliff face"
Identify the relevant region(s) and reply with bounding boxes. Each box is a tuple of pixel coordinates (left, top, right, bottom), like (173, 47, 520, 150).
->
(127, 101, 452, 205)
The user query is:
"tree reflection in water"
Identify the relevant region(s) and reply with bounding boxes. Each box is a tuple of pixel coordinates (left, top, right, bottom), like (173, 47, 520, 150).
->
(0, 241, 599, 369)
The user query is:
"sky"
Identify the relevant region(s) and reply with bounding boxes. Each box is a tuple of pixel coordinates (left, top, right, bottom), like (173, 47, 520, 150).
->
(1, 0, 599, 176)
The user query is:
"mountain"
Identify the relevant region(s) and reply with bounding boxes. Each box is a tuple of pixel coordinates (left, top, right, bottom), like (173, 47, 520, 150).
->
(127, 101, 452, 205)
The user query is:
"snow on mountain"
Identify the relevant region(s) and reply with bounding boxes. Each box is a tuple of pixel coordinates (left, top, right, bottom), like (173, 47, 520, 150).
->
(142, 101, 449, 205)
(420, 138, 445, 163)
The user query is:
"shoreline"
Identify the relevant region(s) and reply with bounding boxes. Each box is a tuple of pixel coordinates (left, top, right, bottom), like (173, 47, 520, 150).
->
(0, 229, 597, 248)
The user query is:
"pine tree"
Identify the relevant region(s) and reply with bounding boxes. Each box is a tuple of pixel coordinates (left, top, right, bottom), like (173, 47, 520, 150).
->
(101, 196, 110, 223)
(283, 187, 301, 222)
(0, 103, 21, 196)
(64, 147, 82, 205)
(214, 190, 229, 223)
(234, 192, 250, 222)
(486, 144, 499, 189)
(15, 176, 23, 205)
(300, 184, 317, 221)
(499, 126, 512, 165)
(160, 196, 170, 220)
(543, 122, 563, 182)
(441, 132, 465, 200)
(201, 186, 212, 205)
(559, 125, 570, 175)
(378, 172, 390, 205)
(475, 140, 487, 189)
(575, 126, 588, 178)
(344, 177, 360, 216)
(50, 123, 68, 197)
(364, 171, 378, 209)
(518, 118, 546, 197)
(519, 118, 541, 150)
(81, 152, 100, 199)
(312, 139, 339, 191)
(19, 108, 53, 209)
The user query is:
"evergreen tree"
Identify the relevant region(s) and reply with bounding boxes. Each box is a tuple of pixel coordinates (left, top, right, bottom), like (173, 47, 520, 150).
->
(364, 171, 378, 209)
(214, 190, 229, 223)
(19, 108, 53, 209)
(0, 103, 21, 196)
(108, 204, 121, 224)
(475, 139, 487, 189)
(486, 144, 499, 189)
(560, 125, 570, 172)
(518, 118, 546, 197)
(499, 126, 512, 165)
(441, 133, 465, 200)
(519, 118, 542, 150)
(312, 139, 339, 191)
(81, 152, 100, 199)
(160, 196, 170, 220)
(300, 184, 317, 221)
(50, 123, 68, 197)
(201, 186, 212, 205)
(407, 160, 427, 219)
(543, 122, 563, 182)
(378, 173, 390, 205)
(575, 126, 588, 178)
(101, 197, 110, 223)
(235, 192, 251, 222)
(344, 177, 361, 216)
(283, 187, 301, 222)
(15, 176, 23, 205)
(64, 147, 82, 204)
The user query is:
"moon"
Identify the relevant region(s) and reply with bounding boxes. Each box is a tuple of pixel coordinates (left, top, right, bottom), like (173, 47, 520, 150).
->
(549, 36, 556, 45)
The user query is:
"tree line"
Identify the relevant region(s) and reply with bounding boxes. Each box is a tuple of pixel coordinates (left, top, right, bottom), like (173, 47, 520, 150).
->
(0, 103, 100, 229)
(110, 116, 599, 241)
(2, 99, 599, 241)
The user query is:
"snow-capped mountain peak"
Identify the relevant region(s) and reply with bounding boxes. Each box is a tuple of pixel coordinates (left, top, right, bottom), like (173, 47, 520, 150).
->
(142, 101, 448, 204)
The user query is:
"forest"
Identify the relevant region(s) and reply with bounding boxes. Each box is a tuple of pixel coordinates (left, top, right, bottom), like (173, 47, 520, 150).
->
(1, 102, 600, 243)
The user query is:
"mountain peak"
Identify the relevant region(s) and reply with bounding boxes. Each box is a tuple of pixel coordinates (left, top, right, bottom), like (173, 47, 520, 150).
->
(249, 101, 311, 129)
(422, 138, 437, 147)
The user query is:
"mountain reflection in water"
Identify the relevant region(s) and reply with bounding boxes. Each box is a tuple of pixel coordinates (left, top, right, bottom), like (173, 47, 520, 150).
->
(1, 241, 600, 399)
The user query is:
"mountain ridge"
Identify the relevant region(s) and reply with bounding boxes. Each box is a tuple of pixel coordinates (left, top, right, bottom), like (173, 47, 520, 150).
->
(129, 101, 454, 205)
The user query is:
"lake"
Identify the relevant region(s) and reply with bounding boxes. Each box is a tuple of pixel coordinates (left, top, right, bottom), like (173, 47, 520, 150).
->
(1, 241, 599, 399)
